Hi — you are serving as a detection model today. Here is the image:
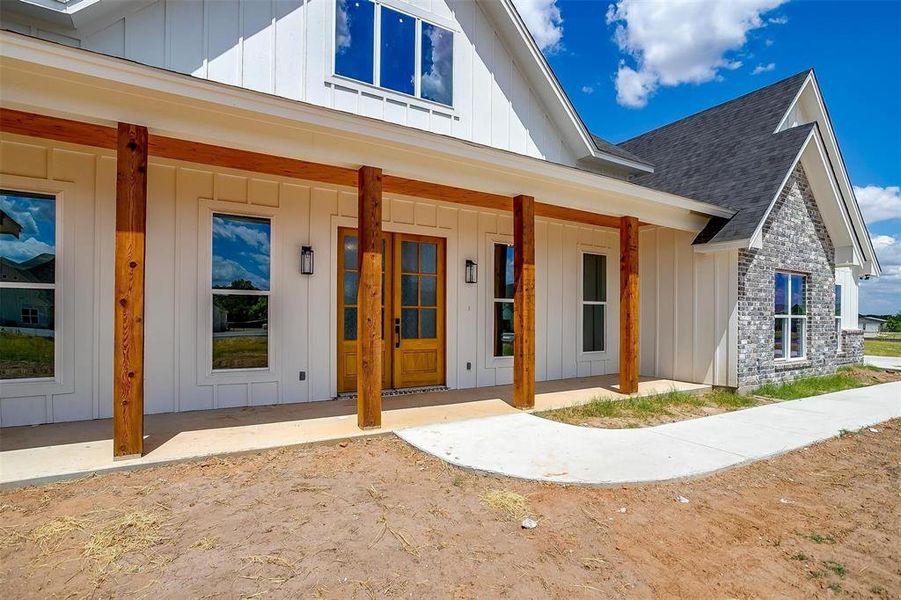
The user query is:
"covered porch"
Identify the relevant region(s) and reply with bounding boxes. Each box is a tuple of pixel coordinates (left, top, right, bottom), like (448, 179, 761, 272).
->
(0, 374, 708, 488)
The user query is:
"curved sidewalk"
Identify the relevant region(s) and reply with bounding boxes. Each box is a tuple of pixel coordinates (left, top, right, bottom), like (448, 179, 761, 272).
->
(397, 381, 901, 485)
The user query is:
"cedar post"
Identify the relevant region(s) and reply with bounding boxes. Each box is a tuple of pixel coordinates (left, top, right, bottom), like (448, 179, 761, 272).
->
(513, 195, 535, 409)
(619, 216, 640, 394)
(357, 166, 383, 428)
(113, 123, 148, 458)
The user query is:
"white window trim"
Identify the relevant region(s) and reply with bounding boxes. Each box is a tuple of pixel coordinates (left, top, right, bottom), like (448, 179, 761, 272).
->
(774, 271, 808, 362)
(197, 200, 281, 385)
(329, 0, 457, 112)
(484, 234, 513, 368)
(0, 176, 76, 399)
(578, 249, 610, 357)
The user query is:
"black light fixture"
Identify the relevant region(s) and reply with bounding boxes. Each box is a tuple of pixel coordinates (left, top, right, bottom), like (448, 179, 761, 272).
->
(301, 246, 314, 275)
(465, 259, 478, 284)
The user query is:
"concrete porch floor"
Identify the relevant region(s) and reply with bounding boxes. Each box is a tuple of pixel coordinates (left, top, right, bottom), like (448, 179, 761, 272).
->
(0, 375, 708, 488)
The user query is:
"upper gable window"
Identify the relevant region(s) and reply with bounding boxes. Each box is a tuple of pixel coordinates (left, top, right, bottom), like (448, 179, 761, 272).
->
(334, 0, 454, 107)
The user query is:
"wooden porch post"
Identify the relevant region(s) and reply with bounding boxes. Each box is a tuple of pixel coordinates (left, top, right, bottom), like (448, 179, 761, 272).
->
(619, 216, 640, 394)
(513, 195, 535, 409)
(357, 166, 383, 428)
(113, 123, 148, 458)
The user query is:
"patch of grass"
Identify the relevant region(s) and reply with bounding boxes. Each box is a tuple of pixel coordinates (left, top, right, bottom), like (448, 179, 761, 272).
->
(707, 388, 758, 409)
(539, 388, 759, 427)
(791, 552, 809, 561)
(821, 560, 846, 577)
(827, 582, 843, 593)
(806, 532, 836, 545)
(755, 373, 863, 400)
(863, 339, 901, 357)
(480, 489, 529, 520)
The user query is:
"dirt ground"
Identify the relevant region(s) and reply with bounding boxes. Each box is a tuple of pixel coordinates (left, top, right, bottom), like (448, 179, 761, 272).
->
(1, 420, 899, 599)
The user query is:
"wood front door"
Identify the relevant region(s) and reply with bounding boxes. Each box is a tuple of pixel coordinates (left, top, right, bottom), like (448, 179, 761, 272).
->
(337, 228, 445, 393)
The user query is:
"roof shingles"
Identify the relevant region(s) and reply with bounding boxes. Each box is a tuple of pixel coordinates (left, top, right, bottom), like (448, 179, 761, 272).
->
(614, 70, 813, 245)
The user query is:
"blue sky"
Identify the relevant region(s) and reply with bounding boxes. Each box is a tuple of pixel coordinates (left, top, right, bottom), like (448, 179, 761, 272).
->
(212, 215, 271, 291)
(514, 0, 900, 315)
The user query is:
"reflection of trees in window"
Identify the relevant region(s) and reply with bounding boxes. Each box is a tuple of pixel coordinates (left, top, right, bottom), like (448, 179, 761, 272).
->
(0, 190, 56, 380)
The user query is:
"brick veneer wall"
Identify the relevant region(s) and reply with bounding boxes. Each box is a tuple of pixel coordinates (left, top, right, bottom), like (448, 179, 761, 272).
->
(736, 163, 855, 388)
(836, 329, 865, 365)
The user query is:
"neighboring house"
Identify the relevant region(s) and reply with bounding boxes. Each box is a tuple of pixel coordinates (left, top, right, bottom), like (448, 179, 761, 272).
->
(0, 0, 878, 456)
(858, 315, 886, 336)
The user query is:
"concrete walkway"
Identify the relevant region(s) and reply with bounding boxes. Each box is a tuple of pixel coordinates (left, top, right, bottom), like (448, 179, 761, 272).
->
(865, 355, 901, 371)
(397, 382, 901, 485)
(0, 375, 703, 488)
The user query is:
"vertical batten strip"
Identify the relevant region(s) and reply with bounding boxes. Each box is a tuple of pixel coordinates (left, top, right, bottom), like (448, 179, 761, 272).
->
(619, 216, 640, 394)
(513, 194, 535, 409)
(113, 123, 148, 458)
(357, 166, 383, 428)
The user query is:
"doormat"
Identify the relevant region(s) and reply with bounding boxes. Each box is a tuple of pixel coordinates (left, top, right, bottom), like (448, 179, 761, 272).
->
(337, 385, 449, 400)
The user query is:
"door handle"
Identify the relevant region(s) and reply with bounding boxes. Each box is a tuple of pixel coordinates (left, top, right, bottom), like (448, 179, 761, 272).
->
(394, 318, 401, 348)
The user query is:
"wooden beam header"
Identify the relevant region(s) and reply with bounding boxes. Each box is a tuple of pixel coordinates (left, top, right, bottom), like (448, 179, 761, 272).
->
(1, 108, 629, 229)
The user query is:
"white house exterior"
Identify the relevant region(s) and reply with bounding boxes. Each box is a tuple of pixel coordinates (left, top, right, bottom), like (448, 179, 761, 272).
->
(0, 0, 878, 454)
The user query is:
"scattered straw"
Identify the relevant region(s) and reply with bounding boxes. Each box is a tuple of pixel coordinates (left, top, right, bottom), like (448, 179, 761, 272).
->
(191, 536, 219, 551)
(480, 489, 530, 520)
(82, 510, 165, 564)
(30, 516, 88, 554)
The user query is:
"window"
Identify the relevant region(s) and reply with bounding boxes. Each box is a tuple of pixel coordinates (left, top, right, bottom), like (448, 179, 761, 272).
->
(835, 284, 843, 350)
(334, 0, 454, 106)
(211, 214, 271, 371)
(774, 272, 806, 360)
(0, 190, 56, 380)
(582, 253, 607, 352)
(493, 244, 514, 357)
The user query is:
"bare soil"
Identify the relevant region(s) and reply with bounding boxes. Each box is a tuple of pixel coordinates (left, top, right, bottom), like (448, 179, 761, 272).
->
(1, 420, 899, 599)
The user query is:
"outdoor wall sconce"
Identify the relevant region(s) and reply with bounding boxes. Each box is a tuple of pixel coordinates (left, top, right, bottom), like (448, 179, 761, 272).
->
(301, 246, 314, 275)
(465, 259, 478, 284)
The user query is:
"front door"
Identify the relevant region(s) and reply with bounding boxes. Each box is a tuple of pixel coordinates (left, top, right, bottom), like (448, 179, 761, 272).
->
(337, 228, 445, 393)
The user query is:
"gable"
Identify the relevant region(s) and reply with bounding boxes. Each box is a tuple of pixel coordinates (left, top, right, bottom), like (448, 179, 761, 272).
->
(0, 0, 630, 173)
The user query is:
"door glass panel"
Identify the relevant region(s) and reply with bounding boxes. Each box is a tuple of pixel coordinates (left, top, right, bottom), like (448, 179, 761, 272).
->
(344, 234, 358, 269)
(420, 243, 437, 274)
(343, 271, 358, 305)
(420, 275, 437, 306)
(344, 307, 357, 341)
(401, 274, 419, 306)
(402, 308, 418, 339)
(401, 241, 418, 273)
(420, 308, 436, 339)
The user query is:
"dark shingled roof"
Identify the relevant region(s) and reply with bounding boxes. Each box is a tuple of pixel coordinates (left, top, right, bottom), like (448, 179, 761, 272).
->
(617, 70, 814, 245)
(590, 134, 653, 168)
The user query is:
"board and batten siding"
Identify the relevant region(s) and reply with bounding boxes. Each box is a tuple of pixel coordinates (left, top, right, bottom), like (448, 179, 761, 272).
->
(0, 134, 621, 427)
(639, 227, 738, 387)
(834, 266, 859, 330)
(0, 0, 575, 165)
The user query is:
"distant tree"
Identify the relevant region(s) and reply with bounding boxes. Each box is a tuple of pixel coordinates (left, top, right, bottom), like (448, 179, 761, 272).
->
(885, 311, 901, 332)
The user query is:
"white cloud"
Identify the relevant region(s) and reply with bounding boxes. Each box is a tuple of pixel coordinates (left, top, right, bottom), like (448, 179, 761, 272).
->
(768, 15, 789, 24)
(0, 237, 54, 263)
(854, 185, 901, 224)
(606, 0, 786, 108)
(581, 85, 594, 94)
(752, 62, 776, 75)
(512, 0, 564, 52)
(861, 234, 901, 314)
